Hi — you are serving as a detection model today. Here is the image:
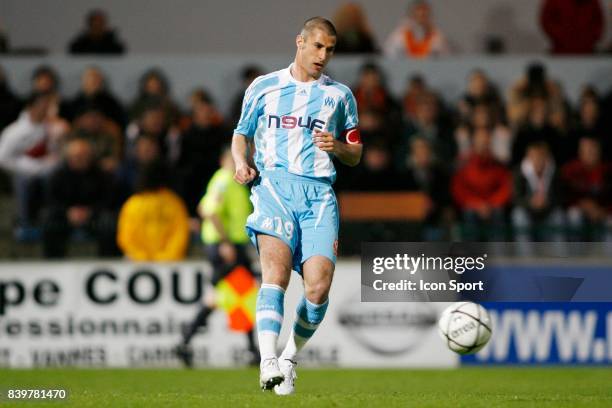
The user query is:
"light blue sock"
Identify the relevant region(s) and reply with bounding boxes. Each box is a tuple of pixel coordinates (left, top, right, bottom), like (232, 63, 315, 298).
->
(256, 283, 285, 361)
(281, 296, 328, 360)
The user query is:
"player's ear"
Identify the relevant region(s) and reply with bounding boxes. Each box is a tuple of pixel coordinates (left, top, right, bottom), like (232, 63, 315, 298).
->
(296, 34, 305, 49)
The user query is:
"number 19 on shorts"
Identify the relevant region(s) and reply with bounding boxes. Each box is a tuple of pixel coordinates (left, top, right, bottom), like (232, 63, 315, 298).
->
(260, 216, 294, 240)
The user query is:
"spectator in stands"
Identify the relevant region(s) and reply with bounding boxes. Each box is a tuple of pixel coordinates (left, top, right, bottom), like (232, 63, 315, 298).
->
(455, 102, 513, 165)
(0, 92, 67, 238)
(511, 94, 559, 166)
(175, 89, 228, 219)
(352, 63, 403, 150)
(65, 66, 126, 129)
(404, 137, 453, 240)
(117, 160, 189, 261)
(456, 69, 503, 124)
(31, 65, 59, 94)
(573, 86, 608, 156)
(332, 2, 378, 54)
(540, 0, 604, 54)
(512, 142, 565, 242)
(116, 133, 161, 202)
(403, 91, 455, 165)
(452, 128, 512, 241)
(0, 66, 22, 132)
(507, 62, 565, 129)
(42, 138, 119, 258)
(30, 65, 73, 124)
(384, 0, 449, 58)
(71, 103, 122, 173)
(561, 137, 612, 240)
(353, 62, 400, 117)
(126, 101, 181, 165)
(68, 9, 125, 55)
(575, 87, 605, 134)
(229, 65, 263, 128)
(176, 146, 258, 367)
(402, 74, 428, 121)
(129, 68, 179, 123)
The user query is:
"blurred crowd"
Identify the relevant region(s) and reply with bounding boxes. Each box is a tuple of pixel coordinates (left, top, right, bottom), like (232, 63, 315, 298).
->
(333, 0, 610, 56)
(1, 57, 611, 259)
(1, 1, 611, 56)
(336, 61, 612, 242)
(0, 1, 611, 259)
(0, 64, 249, 257)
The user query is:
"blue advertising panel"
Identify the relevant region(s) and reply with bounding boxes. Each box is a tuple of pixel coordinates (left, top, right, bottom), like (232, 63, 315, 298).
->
(462, 302, 612, 365)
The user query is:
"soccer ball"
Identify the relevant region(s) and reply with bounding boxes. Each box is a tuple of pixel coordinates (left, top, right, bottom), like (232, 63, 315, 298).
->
(438, 302, 492, 355)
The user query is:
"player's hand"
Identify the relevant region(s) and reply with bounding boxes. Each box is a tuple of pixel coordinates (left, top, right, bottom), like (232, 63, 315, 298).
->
(219, 242, 237, 265)
(313, 131, 337, 152)
(234, 163, 257, 184)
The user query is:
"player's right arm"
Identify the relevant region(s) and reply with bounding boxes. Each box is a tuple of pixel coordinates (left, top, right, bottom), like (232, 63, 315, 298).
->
(232, 77, 264, 185)
(232, 134, 257, 184)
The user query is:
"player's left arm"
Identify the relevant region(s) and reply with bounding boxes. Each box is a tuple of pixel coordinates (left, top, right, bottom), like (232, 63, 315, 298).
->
(313, 91, 362, 166)
(313, 130, 362, 167)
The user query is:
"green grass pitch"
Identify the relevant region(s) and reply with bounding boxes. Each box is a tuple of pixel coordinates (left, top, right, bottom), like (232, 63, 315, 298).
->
(1, 368, 611, 407)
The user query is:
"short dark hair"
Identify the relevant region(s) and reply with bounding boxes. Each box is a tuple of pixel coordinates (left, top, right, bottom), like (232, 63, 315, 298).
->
(580, 85, 599, 102)
(87, 9, 107, 25)
(139, 68, 170, 95)
(527, 141, 550, 152)
(301, 17, 337, 38)
(241, 65, 263, 81)
(360, 61, 381, 74)
(31, 65, 59, 87)
(192, 88, 214, 105)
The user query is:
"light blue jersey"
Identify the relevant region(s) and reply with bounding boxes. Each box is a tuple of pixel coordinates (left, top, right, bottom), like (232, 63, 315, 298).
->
(234, 64, 359, 184)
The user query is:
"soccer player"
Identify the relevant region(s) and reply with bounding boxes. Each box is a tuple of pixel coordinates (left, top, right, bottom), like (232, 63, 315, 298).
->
(231, 17, 363, 395)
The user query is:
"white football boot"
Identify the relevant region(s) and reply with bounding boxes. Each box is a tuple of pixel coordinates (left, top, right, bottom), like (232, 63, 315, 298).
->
(274, 359, 297, 395)
(259, 357, 284, 391)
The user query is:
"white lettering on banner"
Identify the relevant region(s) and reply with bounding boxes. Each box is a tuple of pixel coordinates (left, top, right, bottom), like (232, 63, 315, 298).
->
(0, 261, 457, 368)
(477, 310, 608, 363)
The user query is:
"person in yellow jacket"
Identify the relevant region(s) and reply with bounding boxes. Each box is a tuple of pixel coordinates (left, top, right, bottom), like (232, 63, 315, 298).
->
(176, 146, 259, 367)
(117, 160, 190, 261)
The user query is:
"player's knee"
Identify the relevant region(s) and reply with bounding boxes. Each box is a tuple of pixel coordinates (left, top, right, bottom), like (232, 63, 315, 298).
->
(261, 262, 291, 288)
(304, 280, 331, 304)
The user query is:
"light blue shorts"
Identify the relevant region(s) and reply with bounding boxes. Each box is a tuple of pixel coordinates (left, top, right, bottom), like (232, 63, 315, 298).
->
(246, 171, 339, 274)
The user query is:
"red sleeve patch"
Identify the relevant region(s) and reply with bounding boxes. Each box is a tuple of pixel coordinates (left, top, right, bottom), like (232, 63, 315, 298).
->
(343, 128, 362, 145)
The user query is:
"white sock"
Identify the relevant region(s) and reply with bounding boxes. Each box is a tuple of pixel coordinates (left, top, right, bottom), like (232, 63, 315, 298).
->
(280, 329, 308, 361)
(258, 332, 279, 362)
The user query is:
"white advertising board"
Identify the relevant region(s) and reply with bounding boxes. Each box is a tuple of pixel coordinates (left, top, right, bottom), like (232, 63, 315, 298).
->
(0, 261, 457, 368)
